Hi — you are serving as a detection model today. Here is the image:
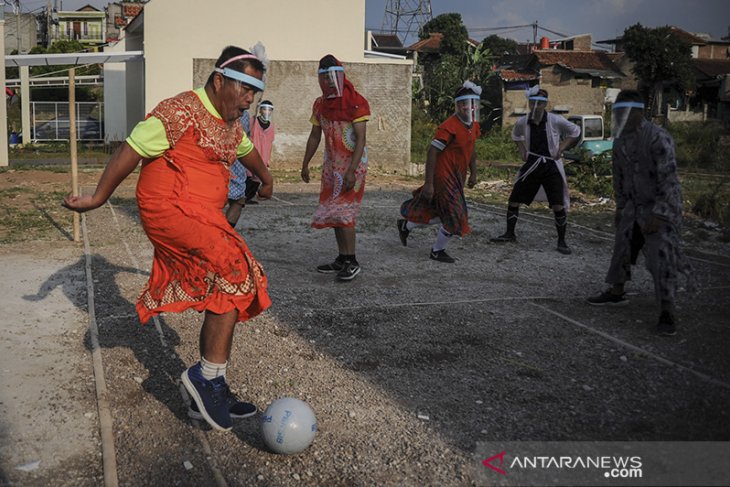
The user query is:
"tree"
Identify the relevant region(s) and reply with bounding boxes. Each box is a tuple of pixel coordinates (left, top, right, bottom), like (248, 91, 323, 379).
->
(480, 35, 519, 56)
(419, 13, 468, 57)
(621, 24, 695, 117)
(416, 13, 495, 123)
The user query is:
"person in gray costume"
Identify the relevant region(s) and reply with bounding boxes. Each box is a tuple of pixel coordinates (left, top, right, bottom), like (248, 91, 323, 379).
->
(587, 89, 694, 336)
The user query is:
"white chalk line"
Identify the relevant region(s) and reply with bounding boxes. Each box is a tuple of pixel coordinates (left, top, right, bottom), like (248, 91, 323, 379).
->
(468, 200, 730, 267)
(308, 291, 730, 391)
(529, 302, 730, 391)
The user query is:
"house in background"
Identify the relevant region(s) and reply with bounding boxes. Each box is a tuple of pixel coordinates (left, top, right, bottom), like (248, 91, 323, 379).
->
(105, 1, 146, 43)
(495, 34, 628, 127)
(598, 27, 730, 126)
(50, 5, 106, 49)
(104, 0, 413, 172)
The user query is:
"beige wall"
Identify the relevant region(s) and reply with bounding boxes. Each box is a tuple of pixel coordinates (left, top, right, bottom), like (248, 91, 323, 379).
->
(143, 0, 369, 112)
(193, 59, 412, 171)
(138, 0, 413, 171)
(503, 66, 622, 126)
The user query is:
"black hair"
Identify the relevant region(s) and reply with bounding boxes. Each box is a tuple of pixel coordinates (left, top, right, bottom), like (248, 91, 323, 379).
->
(318, 54, 339, 70)
(260, 99, 273, 106)
(615, 89, 644, 104)
(206, 45, 266, 85)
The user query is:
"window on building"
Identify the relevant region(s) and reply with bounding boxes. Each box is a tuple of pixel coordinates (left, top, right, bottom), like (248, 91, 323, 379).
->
(583, 118, 603, 138)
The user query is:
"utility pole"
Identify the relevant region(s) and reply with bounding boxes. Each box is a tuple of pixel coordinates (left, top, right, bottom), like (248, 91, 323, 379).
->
(16, 0, 21, 52)
(381, 0, 432, 46)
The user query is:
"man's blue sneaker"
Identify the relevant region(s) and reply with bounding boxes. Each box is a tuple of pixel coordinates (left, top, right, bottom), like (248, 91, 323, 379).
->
(181, 363, 233, 431)
(188, 395, 257, 421)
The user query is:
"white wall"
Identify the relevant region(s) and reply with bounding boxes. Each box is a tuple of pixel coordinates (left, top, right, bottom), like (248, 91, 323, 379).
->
(142, 0, 368, 111)
(103, 39, 128, 142)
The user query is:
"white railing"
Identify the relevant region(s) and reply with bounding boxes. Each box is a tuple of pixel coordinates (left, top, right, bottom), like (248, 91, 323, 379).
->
(31, 101, 104, 142)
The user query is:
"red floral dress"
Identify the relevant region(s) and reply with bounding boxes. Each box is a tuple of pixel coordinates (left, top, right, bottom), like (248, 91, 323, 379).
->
(310, 97, 369, 228)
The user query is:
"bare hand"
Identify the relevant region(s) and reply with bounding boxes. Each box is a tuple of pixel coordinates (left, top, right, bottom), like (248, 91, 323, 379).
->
(257, 180, 273, 200)
(301, 166, 310, 183)
(467, 173, 477, 189)
(343, 169, 356, 192)
(420, 183, 434, 202)
(62, 193, 100, 213)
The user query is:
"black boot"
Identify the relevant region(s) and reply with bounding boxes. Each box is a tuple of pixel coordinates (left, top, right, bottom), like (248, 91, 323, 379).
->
(491, 206, 518, 242)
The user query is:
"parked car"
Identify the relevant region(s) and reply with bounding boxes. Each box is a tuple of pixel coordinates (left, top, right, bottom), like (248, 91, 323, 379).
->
(563, 115, 612, 161)
(32, 116, 103, 141)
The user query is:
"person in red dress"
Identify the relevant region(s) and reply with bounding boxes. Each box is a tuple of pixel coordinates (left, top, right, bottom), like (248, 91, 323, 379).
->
(398, 81, 481, 263)
(62, 46, 273, 432)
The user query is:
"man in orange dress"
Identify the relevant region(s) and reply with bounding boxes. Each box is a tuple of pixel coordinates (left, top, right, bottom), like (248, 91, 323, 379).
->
(63, 46, 273, 432)
(398, 81, 481, 263)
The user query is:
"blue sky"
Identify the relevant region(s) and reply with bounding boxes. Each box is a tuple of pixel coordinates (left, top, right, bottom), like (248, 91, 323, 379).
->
(365, 0, 730, 46)
(16, 0, 730, 46)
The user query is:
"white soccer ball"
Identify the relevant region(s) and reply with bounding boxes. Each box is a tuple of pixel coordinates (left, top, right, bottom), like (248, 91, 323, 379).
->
(260, 397, 317, 454)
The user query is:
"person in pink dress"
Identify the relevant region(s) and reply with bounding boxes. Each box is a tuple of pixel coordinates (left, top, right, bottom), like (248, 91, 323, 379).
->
(244, 100, 276, 203)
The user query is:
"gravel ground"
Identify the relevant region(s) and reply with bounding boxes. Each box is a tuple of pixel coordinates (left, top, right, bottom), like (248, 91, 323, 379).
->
(3, 177, 729, 486)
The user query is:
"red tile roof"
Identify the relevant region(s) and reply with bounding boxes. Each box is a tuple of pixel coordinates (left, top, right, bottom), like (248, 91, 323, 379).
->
(498, 69, 539, 81)
(669, 27, 707, 45)
(532, 50, 622, 72)
(693, 58, 730, 78)
(407, 33, 444, 52)
(123, 3, 144, 18)
(406, 32, 479, 52)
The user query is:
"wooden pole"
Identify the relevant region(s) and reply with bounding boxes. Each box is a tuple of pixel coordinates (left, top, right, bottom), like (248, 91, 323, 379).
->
(69, 67, 80, 242)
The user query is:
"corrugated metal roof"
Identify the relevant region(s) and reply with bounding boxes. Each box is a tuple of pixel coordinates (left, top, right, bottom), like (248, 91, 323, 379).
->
(5, 51, 143, 67)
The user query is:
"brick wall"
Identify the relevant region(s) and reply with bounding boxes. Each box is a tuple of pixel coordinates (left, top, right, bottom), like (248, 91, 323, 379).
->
(502, 66, 629, 126)
(193, 59, 412, 172)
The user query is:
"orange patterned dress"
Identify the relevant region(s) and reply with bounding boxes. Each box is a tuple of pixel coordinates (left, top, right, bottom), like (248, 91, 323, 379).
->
(132, 90, 271, 324)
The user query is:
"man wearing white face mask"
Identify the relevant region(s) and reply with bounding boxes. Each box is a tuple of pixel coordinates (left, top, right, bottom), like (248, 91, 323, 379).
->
(587, 90, 694, 336)
(491, 86, 580, 254)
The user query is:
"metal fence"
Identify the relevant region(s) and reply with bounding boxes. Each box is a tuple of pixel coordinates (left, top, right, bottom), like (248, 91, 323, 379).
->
(31, 101, 104, 142)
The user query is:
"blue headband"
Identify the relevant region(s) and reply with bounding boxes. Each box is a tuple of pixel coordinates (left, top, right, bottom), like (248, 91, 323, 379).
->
(455, 94, 480, 102)
(214, 67, 265, 92)
(529, 96, 548, 102)
(318, 66, 345, 74)
(613, 101, 645, 110)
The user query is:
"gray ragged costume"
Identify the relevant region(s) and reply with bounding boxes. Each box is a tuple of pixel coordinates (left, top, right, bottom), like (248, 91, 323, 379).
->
(606, 119, 694, 302)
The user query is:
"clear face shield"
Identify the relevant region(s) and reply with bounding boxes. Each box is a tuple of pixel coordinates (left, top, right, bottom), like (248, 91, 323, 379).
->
(258, 103, 274, 122)
(611, 101, 645, 139)
(454, 94, 481, 124)
(214, 67, 265, 100)
(528, 96, 548, 121)
(318, 66, 345, 98)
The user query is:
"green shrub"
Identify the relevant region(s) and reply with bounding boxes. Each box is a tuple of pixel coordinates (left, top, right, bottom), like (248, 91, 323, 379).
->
(667, 121, 722, 170)
(410, 103, 437, 163)
(475, 126, 519, 161)
(567, 152, 614, 198)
